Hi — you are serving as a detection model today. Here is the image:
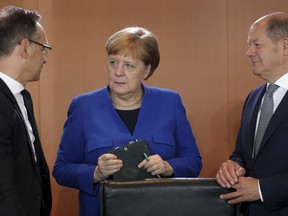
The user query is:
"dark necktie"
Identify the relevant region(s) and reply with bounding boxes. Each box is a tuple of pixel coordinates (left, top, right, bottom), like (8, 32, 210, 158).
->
(253, 84, 279, 158)
(21, 89, 39, 162)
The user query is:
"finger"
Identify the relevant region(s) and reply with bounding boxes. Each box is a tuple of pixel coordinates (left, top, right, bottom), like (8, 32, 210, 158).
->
(220, 191, 240, 200)
(138, 159, 147, 168)
(217, 169, 232, 188)
(107, 159, 123, 169)
(228, 167, 241, 184)
(149, 154, 162, 162)
(225, 165, 244, 186)
(216, 172, 226, 188)
(147, 163, 162, 174)
(98, 154, 118, 164)
(227, 196, 244, 204)
(101, 163, 123, 176)
(101, 158, 122, 168)
(99, 158, 123, 171)
(235, 167, 246, 177)
(223, 166, 239, 185)
(102, 168, 120, 177)
(103, 153, 118, 160)
(151, 169, 162, 175)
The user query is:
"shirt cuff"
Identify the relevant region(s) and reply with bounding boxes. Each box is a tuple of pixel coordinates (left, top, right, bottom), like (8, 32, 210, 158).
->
(258, 180, 264, 202)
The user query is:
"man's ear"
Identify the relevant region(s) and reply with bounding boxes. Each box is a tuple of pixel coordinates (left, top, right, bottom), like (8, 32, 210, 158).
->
(283, 37, 288, 56)
(18, 39, 30, 58)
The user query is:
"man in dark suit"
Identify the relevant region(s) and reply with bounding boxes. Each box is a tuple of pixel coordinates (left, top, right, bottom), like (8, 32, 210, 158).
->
(0, 6, 52, 216)
(216, 12, 288, 216)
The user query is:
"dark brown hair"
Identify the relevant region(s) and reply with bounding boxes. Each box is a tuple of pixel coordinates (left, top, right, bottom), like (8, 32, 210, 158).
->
(0, 5, 41, 57)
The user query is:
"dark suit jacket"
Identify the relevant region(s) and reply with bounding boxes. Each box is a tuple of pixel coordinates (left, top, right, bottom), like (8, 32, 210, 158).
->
(0, 78, 52, 216)
(230, 84, 288, 216)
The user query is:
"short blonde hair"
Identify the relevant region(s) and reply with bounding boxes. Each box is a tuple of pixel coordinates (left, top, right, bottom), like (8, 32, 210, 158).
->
(105, 27, 160, 80)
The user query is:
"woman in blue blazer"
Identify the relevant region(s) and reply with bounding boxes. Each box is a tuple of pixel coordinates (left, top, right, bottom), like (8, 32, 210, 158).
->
(53, 26, 202, 216)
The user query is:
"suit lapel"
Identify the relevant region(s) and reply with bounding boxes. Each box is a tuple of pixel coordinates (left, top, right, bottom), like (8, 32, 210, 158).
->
(0, 79, 25, 128)
(244, 86, 266, 157)
(258, 91, 288, 154)
(0, 78, 19, 108)
(0, 78, 40, 170)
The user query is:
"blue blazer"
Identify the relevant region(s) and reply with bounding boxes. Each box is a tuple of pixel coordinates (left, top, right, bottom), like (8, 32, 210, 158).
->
(53, 84, 202, 216)
(231, 84, 288, 215)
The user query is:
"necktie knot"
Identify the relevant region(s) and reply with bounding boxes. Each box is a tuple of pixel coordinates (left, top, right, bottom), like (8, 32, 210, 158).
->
(21, 89, 32, 100)
(266, 84, 279, 95)
(21, 89, 33, 111)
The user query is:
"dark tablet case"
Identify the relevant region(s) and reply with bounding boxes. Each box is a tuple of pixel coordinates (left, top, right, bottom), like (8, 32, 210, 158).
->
(109, 140, 156, 181)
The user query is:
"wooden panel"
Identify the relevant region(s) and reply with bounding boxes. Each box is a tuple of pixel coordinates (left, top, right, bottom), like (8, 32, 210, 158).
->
(0, 0, 23, 8)
(1, 1, 288, 215)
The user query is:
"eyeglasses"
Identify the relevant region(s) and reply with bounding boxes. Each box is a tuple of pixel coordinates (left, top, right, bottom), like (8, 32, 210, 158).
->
(28, 39, 52, 57)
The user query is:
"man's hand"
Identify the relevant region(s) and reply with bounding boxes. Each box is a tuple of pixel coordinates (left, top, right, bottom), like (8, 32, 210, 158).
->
(220, 177, 260, 204)
(216, 160, 246, 188)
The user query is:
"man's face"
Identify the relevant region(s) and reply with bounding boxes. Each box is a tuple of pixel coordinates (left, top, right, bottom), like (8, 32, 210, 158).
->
(246, 22, 285, 82)
(26, 23, 50, 83)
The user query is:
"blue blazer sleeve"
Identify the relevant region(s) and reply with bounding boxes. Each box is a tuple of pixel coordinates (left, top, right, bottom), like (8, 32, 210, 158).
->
(156, 89, 202, 177)
(53, 96, 100, 195)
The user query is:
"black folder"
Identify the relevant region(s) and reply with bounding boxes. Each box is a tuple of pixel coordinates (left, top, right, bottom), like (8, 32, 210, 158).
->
(109, 140, 156, 181)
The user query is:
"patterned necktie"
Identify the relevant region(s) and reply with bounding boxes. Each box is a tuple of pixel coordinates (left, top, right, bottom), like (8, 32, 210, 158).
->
(21, 89, 39, 162)
(253, 84, 279, 158)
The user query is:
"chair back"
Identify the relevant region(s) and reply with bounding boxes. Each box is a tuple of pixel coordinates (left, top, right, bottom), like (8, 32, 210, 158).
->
(100, 178, 240, 216)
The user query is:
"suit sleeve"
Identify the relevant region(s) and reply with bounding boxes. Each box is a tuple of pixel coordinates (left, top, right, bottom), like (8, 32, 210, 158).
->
(260, 172, 288, 210)
(229, 93, 252, 169)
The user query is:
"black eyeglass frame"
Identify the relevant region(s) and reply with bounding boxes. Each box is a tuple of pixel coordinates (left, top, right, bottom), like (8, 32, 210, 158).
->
(28, 39, 52, 51)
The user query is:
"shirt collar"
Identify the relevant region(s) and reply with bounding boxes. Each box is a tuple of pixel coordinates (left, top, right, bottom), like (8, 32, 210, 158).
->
(274, 72, 288, 90)
(0, 72, 24, 94)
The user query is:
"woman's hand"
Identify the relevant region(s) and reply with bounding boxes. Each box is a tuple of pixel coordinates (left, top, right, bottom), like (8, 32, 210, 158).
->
(93, 153, 123, 182)
(138, 154, 173, 177)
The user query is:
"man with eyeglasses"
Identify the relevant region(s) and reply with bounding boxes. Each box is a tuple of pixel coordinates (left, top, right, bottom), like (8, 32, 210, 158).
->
(0, 5, 52, 216)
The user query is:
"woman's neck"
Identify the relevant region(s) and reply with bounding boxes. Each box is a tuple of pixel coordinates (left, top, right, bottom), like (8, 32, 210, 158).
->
(110, 90, 143, 110)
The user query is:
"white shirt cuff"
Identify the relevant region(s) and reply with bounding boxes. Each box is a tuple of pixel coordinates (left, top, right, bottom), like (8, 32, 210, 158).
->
(258, 180, 264, 202)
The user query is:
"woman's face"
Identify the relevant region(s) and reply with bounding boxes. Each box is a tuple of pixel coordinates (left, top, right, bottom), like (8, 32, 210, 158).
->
(107, 49, 150, 97)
